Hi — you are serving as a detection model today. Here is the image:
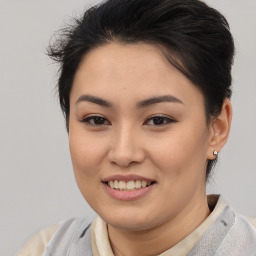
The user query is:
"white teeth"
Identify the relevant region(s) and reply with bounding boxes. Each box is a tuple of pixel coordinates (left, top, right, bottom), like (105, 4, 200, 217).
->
(114, 180, 119, 189)
(142, 181, 147, 188)
(135, 180, 142, 189)
(119, 181, 126, 190)
(110, 181, 114, 188)
(127, 180, 135, 190)
(107, 180, 153, 190)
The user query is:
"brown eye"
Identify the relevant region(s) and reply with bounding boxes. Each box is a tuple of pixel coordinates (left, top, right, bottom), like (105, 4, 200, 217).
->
(82, 115, 110, 126)
(145, 116, 176, 126)
(152, 117, 166, 125)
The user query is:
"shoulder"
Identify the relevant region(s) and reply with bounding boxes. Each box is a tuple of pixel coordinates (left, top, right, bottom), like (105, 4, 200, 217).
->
(203, 195, 256, 255)
(232, 212, 256, 237)
(16, 223, 60, 256)
(246, 217, 256, 229)
(17, 218, 92, 256)
(215, 210, 256, 255)
(232, 207, 256, 233)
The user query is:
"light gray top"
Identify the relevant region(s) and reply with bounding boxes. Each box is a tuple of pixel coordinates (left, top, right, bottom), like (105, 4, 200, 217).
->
(42, 196, 256, 256)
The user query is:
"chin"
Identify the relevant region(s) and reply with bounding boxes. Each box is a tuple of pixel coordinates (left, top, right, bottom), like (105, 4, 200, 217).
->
(99, 209, 160, 231)
(108, 219, 152, 231)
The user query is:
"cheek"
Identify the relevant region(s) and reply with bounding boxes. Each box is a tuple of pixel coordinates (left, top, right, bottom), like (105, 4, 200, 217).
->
(69, 128, 103, 179)
(68, 130, 104, 205)
(150, 128, 209, 178)
(149, 132, 208, 212)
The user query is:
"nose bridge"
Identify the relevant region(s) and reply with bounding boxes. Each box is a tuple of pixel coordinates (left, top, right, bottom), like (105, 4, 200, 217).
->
(108, 122, 145, 167)
(115, 123, 136, 151)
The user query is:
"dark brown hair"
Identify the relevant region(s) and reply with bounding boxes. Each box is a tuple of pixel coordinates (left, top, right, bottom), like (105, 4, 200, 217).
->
(48, 0, 235, 180)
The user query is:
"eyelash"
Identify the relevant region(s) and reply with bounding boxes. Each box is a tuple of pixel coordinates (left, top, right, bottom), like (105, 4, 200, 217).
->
(81, 115, 111, 126)
(144, 115, 176, 126)
(81, 115, 176, 127)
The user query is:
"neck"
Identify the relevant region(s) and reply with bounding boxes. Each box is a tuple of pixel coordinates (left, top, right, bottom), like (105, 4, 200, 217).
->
(108, 194, 210, 256)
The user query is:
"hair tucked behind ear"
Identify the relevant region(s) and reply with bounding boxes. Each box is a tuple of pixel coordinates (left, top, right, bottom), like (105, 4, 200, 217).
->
(48, 0, 235, 181)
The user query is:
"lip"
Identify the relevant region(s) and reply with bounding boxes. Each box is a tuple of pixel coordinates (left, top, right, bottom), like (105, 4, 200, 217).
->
(103, 183, 155, 201)
(102, 174, 156, 201)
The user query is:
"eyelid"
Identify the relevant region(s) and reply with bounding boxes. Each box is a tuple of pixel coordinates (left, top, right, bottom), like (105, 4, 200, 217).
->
(144, 114, 177, 126)
(81, 114, 111, 126)
(80, 114, 176, 126)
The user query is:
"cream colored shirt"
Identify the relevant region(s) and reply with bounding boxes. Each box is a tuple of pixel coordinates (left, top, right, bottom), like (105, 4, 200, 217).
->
(90, 195, 226, 256)
(17, 195, 256, 256)
(17, 224, 60, 256)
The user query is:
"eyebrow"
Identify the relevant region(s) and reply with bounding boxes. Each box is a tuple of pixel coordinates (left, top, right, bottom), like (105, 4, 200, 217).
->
(137, 95, 183, 107)
(75, 94, 183, 108)
(75, 94, 113, 107)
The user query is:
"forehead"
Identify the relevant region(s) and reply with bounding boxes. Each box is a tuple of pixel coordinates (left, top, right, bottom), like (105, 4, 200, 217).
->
(70, 42, 204, 108)
(75, 42, 172, 82)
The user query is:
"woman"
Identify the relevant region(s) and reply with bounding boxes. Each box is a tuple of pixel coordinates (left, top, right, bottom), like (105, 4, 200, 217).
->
(18, 0, 256, 255)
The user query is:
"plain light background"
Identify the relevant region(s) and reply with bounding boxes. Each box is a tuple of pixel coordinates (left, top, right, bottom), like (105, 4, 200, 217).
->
(0, 0, 255, 255)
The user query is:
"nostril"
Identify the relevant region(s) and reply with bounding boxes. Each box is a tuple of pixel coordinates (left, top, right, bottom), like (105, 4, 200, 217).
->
(108, 148, 146, 167)
(107, 137, 146, 167)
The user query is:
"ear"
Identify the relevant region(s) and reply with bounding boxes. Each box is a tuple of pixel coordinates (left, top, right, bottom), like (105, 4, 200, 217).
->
(207, 98, 232, 160)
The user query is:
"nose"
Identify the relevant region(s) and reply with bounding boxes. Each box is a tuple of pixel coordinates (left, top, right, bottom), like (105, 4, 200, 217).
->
(107, 125, 146, 167)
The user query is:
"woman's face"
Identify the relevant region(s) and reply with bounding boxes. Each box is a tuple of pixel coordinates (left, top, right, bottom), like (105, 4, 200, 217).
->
(69, 42, 215, 231)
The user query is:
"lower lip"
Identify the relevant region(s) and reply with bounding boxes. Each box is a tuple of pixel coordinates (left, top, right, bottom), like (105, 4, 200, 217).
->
(103, 183, 155, 201)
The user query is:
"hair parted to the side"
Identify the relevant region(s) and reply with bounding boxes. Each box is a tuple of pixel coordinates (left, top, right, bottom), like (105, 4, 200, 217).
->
(48, 0, 235, 181)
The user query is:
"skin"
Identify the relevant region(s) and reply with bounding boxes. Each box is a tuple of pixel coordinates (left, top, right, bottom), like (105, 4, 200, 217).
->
(68, 42, 232, 256)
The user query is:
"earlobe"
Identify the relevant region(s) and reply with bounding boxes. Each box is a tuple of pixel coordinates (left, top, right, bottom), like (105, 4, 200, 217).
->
(207, 98, 232, 160)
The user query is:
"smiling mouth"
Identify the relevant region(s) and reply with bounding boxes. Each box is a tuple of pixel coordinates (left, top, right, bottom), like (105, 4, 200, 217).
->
(105, 180, 156, 191)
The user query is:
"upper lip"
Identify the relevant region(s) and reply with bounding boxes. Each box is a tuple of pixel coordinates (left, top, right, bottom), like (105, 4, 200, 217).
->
(102, 174, 156, 183)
